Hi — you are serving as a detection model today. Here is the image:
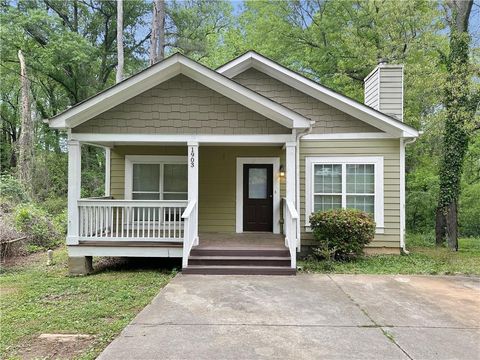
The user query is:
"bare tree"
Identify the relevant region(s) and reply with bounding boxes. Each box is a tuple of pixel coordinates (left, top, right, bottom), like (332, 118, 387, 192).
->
(149, 0, 165, 65)
(17, 50, 34, 194)
(116, 0, 124, 83)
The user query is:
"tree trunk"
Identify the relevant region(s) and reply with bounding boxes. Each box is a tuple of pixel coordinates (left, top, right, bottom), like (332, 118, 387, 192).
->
(17, 50, 34, 195)
(435, 0, 473, 250)
(435, 208, 446, 246)
(149, 0, 165, 65)
(116, 0, 124, 83)
(157, 0, 165, 61)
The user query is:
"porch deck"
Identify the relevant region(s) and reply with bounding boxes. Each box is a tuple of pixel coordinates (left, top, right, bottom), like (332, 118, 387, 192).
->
(196, 232, 285, 249)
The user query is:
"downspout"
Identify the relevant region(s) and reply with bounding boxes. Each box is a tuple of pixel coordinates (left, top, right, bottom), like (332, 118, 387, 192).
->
(295, 121, 315, 251)
(400, 136, 419, 254)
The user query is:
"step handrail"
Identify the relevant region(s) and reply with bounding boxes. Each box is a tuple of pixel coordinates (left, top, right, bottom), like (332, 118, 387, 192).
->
(182, 200, 197, 268)
(283, 197, 298, 269)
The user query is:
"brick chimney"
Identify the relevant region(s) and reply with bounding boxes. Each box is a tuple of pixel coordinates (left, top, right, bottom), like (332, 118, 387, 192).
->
(364, 61, 404, 121)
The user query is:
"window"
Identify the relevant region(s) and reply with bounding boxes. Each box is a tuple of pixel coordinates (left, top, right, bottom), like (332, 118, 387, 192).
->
(125, 156, 187, 200)
(306, 157, 384, 231)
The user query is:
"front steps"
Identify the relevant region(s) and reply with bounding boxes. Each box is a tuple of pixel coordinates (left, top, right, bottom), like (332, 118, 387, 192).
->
(182, 247, 296, 275)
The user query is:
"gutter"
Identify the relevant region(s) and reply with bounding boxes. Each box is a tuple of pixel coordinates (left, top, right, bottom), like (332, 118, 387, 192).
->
(295, 121, 315, 251)
(400, 135, 420, 253)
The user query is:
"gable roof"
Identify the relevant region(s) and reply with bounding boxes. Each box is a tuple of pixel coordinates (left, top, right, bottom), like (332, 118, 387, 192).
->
(217, 51, 418, 138)
(48, 53, 311, 130)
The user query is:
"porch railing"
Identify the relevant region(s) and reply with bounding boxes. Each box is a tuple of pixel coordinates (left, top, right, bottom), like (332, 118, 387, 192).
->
(181, 200, 197, 268)
(77, 199, 188, 242)
(283, 198, 299, 269)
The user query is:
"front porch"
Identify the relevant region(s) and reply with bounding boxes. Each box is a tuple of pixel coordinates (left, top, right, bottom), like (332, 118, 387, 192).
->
(66, 135, 299, 274)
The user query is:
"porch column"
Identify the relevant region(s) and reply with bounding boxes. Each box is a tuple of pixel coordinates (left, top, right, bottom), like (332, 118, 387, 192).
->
(188, 142, 199, 245)
(67, 140, 81, 245)
(104, 147, 111, 197)
(285, 142, 296, 205)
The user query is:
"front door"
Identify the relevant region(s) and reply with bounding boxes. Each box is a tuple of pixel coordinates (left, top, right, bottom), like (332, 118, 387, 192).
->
(243, 164, 273, 232)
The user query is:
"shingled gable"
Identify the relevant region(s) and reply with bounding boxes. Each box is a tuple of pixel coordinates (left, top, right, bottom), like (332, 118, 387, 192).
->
(217, 51, 418, 138)
(48, 53, 311, 130)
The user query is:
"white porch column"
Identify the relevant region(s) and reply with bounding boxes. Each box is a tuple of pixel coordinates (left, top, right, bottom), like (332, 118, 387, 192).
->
(188, 142, 199, 245)
(285, 142, 296, 205)
(67, 140, 81, 245)
(104, 147, 111, 197)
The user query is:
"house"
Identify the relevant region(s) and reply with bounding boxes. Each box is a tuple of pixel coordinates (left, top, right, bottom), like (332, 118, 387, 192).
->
(47, 51, 419, 275)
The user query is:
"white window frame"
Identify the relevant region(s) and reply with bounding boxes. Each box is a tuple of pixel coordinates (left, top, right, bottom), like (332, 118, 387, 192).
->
(305, 156, 384, 233)
(125, 155, 187, 200)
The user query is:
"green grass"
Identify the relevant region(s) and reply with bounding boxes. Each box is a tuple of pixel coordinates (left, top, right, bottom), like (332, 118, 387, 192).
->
(299, 236, 480, 275)
(0, 247, 176, 359)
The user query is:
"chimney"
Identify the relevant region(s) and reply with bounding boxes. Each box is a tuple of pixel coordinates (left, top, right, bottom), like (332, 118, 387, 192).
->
(364, 61, 404, 121)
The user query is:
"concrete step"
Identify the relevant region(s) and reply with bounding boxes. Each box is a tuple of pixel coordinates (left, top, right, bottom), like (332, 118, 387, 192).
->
(182, 265, 296, 275)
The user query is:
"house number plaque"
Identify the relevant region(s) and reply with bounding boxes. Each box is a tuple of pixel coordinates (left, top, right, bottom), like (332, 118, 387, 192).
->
(190, 147, 195, 168)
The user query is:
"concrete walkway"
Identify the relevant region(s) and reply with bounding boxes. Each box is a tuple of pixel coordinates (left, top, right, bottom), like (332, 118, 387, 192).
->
(98, 274, 480, 360)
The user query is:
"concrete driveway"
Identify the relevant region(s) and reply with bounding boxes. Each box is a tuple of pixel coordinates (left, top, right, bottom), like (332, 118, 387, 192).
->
(98, 274, 480, 360)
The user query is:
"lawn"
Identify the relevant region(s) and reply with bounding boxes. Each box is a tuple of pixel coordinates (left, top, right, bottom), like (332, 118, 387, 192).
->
(0, 247, 177, 359)
(299, 236, 480, 275)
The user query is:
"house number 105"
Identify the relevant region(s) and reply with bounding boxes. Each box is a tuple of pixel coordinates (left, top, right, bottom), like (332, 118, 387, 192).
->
(190, 148, 195, 168)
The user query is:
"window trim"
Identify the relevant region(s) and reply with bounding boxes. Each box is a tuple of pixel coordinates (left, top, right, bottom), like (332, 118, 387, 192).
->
(125, 155, 187, 200)
(305, 156, 384, 233)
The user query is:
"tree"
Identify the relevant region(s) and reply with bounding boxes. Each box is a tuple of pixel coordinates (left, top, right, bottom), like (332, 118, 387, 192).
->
(116, 0, 124, 83)
(17, 49, 34, 195)
(435, 0, 475, 250)
(149, 0, 165, 65)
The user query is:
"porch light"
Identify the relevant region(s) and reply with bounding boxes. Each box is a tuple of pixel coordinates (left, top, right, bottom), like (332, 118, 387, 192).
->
(279, 165, 285, 178)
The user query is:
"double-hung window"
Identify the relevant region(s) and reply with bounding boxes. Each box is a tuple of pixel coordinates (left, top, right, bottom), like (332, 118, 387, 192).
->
(125, 156, 188, 200)
(305, 157, 384, 232)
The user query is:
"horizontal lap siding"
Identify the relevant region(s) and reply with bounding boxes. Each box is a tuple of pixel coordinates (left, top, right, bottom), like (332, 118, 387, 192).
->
(299, 139, 401, 249)
(233, 68, 382, 134)
(109, 145, 285, 234)
(364, 70, 379, 109)
(199, 146, 285, 233)
(379, 67, 403, 121)
(73, 74, 289, 135)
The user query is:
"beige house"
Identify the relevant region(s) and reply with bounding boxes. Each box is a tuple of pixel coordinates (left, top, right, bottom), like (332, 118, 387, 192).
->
(47, 52, 419, 275)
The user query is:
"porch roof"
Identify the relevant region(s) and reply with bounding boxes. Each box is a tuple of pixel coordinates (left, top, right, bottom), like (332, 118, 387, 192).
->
(47, 53, 312, 131)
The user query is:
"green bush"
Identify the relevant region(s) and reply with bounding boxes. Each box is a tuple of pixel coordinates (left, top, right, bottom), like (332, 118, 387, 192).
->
(14, 204, 60, 248)
(309, 209, 376, 260)
(0, 174, 30, 205)
(459, 182, 480, 237)
(41, 197, 67, 216)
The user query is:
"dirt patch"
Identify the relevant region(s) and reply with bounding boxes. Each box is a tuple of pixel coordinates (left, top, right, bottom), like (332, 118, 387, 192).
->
(1, 250, 44, 269)
(15, 334, 95, 360)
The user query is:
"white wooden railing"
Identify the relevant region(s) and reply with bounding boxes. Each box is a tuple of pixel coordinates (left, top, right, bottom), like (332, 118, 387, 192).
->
(77, 199, 188, 241)
(181, 200, 197, 268)
(283, 198, 299, 269)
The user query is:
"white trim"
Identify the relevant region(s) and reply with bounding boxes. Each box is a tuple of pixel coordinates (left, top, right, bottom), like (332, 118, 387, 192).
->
(124, 155, 187, 200)
(105, 147, 111, 197)
(305, 156, 384, 232)
(218, 52, 418, 137)
(67, 140, 81, 245)
(236, 157, 281, 234)
(302, 132, 396, 140)
(69, 133, 294, 145)
(48, 53, 310, 130)
(68, 245, 182, 258)
(400, 139, 405, 250)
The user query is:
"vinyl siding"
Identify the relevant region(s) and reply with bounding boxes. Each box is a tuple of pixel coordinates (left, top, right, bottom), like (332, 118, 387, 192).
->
(73, 74, 290, 135)
(110, 145, 285, 234)
(378, 67, 403, 121)
(299, 139, 401, 249)
(233, 68, 382, 134)
(364, 69, 379, 110)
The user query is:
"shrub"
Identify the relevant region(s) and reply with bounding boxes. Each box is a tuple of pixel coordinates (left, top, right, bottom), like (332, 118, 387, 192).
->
(0, 174, 30, 205)
(309, 209, 376, 260)
(41, 197, 67, 216)
(14, 204, 60, 248)
(459, 182, 480, 237)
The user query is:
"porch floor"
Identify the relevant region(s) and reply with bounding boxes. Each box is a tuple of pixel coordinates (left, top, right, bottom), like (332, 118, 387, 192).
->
(197, 232, 285, 249)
